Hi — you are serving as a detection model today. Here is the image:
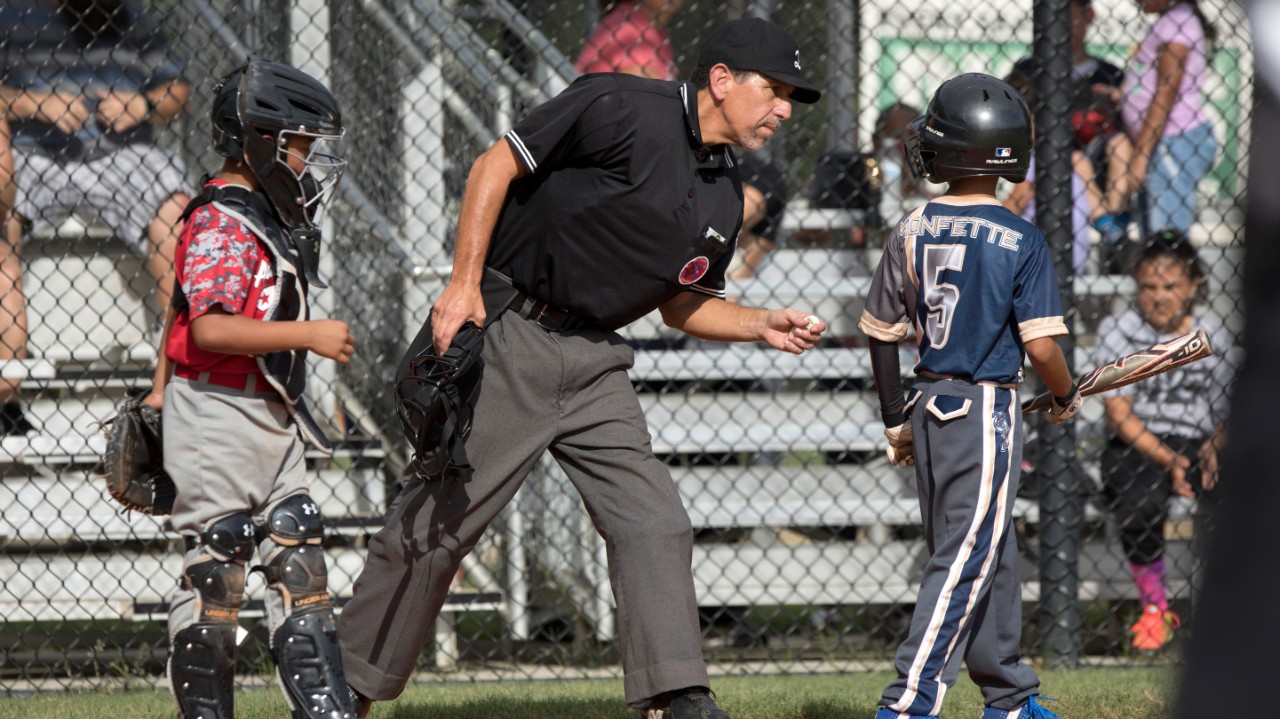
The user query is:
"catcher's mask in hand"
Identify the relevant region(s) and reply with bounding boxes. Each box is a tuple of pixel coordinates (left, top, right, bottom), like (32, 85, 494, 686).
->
(396, 322, 485, 480)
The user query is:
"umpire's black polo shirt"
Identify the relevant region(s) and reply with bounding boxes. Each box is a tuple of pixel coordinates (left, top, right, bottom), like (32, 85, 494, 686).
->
(488, 73, 744, 331)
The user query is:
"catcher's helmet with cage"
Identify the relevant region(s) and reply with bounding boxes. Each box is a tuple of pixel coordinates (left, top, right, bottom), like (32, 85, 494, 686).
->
(905, 72, 1032, 184)
(209, 57, 345, 286)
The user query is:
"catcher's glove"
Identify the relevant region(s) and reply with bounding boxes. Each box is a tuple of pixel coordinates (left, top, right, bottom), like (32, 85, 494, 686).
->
(100, 387, 176, 515)
(395, 321, 486, 481)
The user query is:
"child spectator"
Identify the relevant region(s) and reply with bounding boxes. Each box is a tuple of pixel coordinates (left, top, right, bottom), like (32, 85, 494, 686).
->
(1094, 230, 1237, 651)
(1120, 0, 1218, 236)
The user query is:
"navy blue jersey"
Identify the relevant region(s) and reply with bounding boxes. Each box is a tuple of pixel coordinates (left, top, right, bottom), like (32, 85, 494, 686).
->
(859, 197, 1067, 384)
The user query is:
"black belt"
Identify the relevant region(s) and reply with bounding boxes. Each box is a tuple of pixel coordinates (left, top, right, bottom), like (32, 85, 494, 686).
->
(507, 290, 584, 332)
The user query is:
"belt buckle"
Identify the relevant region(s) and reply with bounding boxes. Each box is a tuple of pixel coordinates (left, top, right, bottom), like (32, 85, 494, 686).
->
(534, 307, 566, 332)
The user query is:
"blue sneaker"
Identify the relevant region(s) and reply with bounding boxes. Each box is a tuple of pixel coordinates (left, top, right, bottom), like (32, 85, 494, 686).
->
(875, 708, 941, 719)
(980, 696, 1061, 719)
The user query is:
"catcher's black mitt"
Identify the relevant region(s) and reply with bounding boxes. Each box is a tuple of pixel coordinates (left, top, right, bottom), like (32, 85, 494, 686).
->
(100, 388, 176, 515)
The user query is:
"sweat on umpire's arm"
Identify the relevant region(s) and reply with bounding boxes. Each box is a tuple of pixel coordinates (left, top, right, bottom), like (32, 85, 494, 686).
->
(336, 17, 826, 719)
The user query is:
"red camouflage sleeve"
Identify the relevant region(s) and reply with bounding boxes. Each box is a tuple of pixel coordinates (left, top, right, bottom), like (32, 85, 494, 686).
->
(180, 206, 262, 319)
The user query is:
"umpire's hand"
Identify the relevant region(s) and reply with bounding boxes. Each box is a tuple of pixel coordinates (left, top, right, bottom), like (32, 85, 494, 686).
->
(431, 280, 486, 354)
(764, 310, 825, 355)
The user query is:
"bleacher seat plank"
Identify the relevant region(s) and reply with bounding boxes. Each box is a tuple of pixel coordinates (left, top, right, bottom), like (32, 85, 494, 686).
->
(632, 346, 874, 382)
(641, 392, 882, 454)
(0, 359, 57, 381)
(0, 473, 169, 546)
(673, 463, 913, 528)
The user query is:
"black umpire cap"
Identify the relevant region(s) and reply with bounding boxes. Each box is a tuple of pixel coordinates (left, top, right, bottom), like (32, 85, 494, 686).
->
(697, 18, 822, 104)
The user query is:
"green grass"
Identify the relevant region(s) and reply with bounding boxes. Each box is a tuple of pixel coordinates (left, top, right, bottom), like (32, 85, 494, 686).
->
(0, 666, 1178, 718)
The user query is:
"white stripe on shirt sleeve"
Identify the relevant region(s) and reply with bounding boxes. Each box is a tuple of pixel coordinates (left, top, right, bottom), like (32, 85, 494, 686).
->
(504, 130, 537, 173)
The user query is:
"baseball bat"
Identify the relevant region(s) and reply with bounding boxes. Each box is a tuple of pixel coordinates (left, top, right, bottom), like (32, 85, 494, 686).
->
(1021, 327, 1214, 413)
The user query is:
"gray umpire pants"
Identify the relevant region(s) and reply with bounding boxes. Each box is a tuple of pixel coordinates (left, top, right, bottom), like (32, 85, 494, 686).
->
(338, 309, 708, 704)
(879, 377, 1040, 716)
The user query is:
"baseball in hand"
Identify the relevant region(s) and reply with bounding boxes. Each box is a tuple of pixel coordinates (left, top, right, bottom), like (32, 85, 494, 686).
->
(803, 314, 820, 331)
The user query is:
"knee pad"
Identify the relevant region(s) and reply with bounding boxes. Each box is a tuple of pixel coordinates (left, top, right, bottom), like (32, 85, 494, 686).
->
(201, 512, 257, 561)
(266, 493, 326, 546)
(262, 542, 331, 614)
(260, 494, 332, 616)
(184, 512, 255, 623)
(169, 623, 237, 719)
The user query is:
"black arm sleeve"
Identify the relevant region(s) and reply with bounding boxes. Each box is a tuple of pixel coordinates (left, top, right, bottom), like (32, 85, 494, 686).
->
(869, 337, 906, 427)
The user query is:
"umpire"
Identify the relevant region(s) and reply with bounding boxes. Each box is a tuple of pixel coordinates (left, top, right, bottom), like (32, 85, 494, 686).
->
(339, 18, 824, 719)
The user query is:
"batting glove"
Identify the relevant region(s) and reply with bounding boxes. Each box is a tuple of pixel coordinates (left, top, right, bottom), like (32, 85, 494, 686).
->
(884, 421, 914, 467)
(1048, 383, 1083, 425)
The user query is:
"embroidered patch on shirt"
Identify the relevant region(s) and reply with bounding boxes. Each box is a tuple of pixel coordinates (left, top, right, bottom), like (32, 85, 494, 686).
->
(679, 256, 710, 285)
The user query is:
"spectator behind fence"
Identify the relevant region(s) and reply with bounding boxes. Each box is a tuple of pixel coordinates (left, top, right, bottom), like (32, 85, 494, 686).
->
(575, 0, 683, 81)
(804, 132, 882, 248)
(728, 152, 787, 279)
(1094, 230, 1237, 652)
(1113, 0, 1218, 237)
(1011, 0, 1137, 258)
(1001, 69, 1100, 275)
(872, 101, 936, 230)
(859, 73, 1080, 719)
(802, 102, 935, 250)
(338, 18, 823, 719)
(0, 0, 192, 434)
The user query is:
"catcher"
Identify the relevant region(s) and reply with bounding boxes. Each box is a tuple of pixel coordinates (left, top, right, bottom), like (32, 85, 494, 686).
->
(128, 57, 357, 719)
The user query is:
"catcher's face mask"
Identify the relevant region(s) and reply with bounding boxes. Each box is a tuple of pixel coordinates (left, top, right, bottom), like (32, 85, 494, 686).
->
(395, 323, 486, 480)
(276, 129, 346, 229)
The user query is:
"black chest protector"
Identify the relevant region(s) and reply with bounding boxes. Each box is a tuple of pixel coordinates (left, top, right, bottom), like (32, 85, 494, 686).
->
(174, 183, 333, 453)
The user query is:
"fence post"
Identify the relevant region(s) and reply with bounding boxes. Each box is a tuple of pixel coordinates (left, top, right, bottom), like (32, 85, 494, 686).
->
(1032, 0, 1082, 668)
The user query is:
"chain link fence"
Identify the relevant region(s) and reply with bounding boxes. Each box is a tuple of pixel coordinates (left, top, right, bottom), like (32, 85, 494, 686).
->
(0, 0, 1248, 691)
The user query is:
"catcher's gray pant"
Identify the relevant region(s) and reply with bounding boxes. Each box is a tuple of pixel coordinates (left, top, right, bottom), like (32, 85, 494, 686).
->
(164, 376, 310, 637)
(879, 377, 1040, 717)
(338, 310, 708, 704)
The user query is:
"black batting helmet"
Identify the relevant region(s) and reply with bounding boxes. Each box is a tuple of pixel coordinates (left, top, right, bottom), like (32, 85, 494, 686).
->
(209, 57, 346, 286)
(906, 73, 1032, 184)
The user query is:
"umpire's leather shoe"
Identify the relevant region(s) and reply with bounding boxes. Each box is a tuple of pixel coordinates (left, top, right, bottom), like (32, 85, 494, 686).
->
(667, 690, 730, 719)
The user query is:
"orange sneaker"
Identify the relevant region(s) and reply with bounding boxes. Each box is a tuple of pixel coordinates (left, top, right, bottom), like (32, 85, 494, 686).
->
(1130, 603, 1180, 651)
